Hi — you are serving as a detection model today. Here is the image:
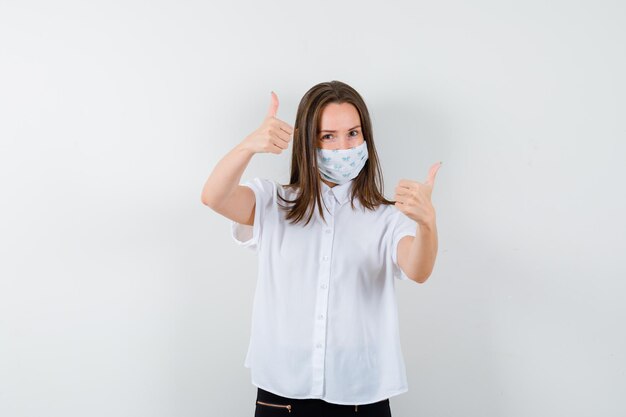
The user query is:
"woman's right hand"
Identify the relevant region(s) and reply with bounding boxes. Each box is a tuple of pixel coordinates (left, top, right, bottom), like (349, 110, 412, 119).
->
(242, 91, 294, 155)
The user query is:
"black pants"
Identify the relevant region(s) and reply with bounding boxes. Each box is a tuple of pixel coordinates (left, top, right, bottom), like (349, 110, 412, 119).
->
(254, 387, 392, 417)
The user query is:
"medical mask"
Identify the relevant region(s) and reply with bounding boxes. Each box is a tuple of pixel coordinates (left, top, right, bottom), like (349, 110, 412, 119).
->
(316, 141, 368, 185)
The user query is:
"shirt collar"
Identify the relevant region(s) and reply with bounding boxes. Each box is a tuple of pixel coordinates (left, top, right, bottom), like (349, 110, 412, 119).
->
(320, 179, 354, 206)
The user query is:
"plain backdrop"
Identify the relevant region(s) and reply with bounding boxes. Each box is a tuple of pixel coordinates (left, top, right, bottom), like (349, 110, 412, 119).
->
(1, 1, 625, 416)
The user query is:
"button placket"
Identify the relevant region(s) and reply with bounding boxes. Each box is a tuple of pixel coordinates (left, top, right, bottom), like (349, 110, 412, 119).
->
(311, 190, 335, 395)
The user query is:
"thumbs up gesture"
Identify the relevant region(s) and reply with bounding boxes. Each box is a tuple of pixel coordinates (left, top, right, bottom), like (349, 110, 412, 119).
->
(242, 91, 294, 155)
(394, 162, 442, 226)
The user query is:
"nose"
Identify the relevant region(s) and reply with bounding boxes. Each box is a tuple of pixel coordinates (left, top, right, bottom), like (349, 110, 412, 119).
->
(338, 137, 362, 150)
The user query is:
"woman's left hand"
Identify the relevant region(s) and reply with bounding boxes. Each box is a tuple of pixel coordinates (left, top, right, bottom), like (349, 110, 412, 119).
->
(394, 161, 442, 226)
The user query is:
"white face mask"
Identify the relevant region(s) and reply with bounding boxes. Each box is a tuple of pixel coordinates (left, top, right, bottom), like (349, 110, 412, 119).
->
(316, 141, 368, 185)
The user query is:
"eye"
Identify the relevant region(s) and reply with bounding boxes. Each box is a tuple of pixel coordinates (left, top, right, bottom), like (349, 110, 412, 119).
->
(349, 130, 359, 137)
(321, 134, 331, 140)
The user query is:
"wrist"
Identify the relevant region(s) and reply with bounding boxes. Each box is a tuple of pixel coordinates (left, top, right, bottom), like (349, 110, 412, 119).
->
(235, 140, 255, 157)
(417, 218, 436, 232)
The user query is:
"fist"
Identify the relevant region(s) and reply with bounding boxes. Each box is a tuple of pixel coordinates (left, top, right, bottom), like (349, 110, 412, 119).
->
(394, 162, 442, 226)
(242, 91, 294, 155)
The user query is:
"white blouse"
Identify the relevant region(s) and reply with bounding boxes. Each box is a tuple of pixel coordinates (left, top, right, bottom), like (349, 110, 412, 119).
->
(230, 177, 418, 405)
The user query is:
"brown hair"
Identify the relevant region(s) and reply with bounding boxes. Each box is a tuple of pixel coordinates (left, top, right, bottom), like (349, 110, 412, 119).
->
(277, 80, 394, 226)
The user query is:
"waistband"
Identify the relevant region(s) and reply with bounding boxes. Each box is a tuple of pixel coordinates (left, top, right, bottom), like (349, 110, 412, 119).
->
(256, 387, 389, 411)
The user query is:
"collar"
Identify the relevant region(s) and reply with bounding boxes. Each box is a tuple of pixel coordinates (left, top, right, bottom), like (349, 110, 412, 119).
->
(320, 179, 354, 206)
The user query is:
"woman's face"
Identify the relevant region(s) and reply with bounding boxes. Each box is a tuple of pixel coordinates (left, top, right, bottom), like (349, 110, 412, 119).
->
(317, 102, 364, 150)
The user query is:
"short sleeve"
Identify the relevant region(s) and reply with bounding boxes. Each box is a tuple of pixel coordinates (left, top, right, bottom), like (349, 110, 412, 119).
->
(391, 210, 418, 281)
(230, 177, 276, 252)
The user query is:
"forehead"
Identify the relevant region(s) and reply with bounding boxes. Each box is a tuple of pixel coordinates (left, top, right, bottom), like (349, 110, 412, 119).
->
(319, 102, 360, 129)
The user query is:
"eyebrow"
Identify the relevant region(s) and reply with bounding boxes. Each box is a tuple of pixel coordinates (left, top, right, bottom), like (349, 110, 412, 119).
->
(319, 125, 361, 133)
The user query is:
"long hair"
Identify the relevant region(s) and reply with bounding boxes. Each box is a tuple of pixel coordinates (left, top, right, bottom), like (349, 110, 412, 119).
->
(277, 80, 394, 226)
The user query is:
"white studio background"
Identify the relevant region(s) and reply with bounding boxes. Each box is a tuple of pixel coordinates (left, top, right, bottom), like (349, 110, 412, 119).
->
(1, 1, 625, 416)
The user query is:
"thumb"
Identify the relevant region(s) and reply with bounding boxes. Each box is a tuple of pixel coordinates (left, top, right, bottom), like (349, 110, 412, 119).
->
(425, 161, 442, 187)
(266, 91, 279, 118)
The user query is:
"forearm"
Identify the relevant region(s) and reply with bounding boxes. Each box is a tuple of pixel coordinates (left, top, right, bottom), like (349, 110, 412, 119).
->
(200, 141, 255, 208)
(407, 221, 438, 283)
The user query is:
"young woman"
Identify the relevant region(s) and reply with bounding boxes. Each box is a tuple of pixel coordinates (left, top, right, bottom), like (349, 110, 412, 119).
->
(201, 81, 441, 416)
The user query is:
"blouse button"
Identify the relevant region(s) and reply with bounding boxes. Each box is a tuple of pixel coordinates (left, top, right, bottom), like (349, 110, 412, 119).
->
(316, 343, 323, 349)
(322, 255, 329, 261)
(317, 314, 324, 320)
(320, 283, 327, 289)
(325, 229, 332, 234)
